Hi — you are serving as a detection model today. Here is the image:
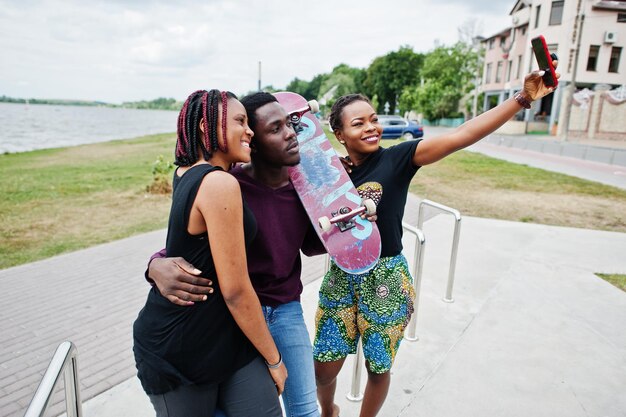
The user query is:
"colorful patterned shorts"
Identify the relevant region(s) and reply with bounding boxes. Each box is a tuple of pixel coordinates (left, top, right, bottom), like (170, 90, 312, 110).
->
(313, 254, 415, 374)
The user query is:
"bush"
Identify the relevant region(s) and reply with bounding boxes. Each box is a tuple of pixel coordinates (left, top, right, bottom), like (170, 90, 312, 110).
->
(147, 155, 174, 194)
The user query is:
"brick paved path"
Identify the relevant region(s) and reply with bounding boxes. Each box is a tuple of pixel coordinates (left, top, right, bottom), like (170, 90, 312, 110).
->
(0, 194, 426, 417)
(0, 229, 167, 416)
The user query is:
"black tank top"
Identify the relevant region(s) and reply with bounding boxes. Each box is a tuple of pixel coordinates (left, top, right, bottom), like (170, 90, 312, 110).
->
(133, 164, 258, 395)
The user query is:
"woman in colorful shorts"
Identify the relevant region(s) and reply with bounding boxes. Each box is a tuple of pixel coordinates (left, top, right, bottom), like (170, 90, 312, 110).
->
(314, 64, 559, 417)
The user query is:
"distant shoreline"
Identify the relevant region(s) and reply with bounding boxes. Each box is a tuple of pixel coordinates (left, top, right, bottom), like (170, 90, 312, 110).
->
(0, 95, 182, 111)
(0, 102, 179, 154)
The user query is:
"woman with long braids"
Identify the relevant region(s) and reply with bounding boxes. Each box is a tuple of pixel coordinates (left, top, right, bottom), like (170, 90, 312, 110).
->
(313, 64, 559, 417)
(133, 89, 286, 417)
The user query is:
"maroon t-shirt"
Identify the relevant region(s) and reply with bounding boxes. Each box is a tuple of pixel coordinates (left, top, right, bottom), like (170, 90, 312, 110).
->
(147, 165, 325, 307)
(230, 166, 325, 306)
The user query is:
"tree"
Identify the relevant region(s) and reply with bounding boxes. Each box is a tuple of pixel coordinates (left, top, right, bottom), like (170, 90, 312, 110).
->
(326, 64, 366, 94)
(365, 46, 424, 114)
(304, 74, 327, 101)
(400, 42, 480, 120)
(317, 64, 366, 111)
(285, 78, 311, 97)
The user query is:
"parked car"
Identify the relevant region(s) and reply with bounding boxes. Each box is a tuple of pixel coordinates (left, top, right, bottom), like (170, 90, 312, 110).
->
(378, 115, 424, 139)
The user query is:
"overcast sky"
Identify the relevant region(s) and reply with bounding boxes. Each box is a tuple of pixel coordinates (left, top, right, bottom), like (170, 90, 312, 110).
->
(0, 0, 512, 103)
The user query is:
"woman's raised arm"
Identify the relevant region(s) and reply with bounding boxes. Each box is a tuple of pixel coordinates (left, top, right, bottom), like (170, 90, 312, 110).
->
(413, 64, 559, 167)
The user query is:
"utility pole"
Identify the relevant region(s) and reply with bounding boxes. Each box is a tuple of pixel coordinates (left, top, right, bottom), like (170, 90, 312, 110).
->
(472, 36, 484, 119)
(560, 0, 584, 141)
(258, 61, 262, 92)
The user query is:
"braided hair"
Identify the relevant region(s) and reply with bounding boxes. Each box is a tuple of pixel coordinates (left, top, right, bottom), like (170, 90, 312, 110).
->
(329, 93, 372, 132)
(240, 92, 278, 133)
(175, 89, 237, 166)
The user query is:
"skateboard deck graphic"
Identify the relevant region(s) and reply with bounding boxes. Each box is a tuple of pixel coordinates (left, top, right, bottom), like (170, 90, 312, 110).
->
(274, 91, 381, 274)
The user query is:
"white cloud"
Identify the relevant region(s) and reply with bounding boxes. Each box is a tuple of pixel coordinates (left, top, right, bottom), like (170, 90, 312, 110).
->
(0, 0, 512, 103)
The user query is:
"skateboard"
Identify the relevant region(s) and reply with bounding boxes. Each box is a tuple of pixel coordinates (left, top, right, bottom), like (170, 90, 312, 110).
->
(273, 91, 382, 274)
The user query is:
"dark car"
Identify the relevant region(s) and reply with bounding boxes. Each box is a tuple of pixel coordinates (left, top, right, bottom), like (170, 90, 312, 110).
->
(378, 115, 424, 139)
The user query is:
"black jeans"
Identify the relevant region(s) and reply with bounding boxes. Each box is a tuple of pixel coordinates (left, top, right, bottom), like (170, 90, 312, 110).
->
(148, 356, 281, 417)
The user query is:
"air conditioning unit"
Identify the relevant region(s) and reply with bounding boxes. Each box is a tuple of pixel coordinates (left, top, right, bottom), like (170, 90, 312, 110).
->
(604, 31, 617, 44)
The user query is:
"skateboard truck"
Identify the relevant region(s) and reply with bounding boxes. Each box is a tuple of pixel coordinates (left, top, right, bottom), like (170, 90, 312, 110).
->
(288, 100, 320, 132)
(318, 199, 376, 233)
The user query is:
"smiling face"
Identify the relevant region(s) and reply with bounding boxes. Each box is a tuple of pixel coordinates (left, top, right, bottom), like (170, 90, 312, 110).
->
(250, 101, 300, 167)
(333, 99, 382, 161)
(217, 97, 254, 164)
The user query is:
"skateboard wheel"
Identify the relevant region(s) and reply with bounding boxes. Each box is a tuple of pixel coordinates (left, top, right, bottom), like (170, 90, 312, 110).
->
(308, 100, 320, 113)
(363, 199, 377, 215)
(318, 216, 332, 232)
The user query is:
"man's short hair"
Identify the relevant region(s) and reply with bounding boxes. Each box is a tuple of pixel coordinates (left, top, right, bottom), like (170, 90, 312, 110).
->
(240, 92, 278, 133)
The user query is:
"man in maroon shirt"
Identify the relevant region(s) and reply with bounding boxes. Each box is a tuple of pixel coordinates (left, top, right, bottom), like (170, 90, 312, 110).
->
(147, 92, 326, 417)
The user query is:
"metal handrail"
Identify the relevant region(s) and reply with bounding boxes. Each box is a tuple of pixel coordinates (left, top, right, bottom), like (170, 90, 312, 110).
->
(402, 222, 426, 342)
(342, 222, 426, 401)
(417, 199, 462, 303)
(23, 341, 82, 417)
(336, 199, 461, 402)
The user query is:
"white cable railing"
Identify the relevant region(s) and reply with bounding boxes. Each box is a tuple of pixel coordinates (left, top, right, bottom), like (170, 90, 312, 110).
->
(23, 341, 82, 417)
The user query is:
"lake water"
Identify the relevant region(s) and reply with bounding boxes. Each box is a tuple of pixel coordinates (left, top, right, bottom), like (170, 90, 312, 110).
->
(0, 102, 179, 154)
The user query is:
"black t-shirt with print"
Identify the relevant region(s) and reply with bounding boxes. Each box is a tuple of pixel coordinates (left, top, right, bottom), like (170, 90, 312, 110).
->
(349, 140, 422, 258)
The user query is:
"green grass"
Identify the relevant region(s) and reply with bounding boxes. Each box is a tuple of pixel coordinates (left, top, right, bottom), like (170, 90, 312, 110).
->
(408, 150, 626, 231)
(1, 129, 625, 270)
(0, 133, 176, 269)
(596, 273, 626, 292)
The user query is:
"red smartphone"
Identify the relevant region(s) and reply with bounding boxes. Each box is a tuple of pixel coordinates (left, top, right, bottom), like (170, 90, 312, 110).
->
(531, 35, 558, 88)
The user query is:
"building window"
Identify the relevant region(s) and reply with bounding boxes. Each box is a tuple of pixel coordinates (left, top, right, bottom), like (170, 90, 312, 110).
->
(516, 55, 523, 79)
(496, 61, 503, 82)
(488, 39, 495, 50)
(500, 36, 507, 48)
(549, 1, 564, 25)
(586, 45, 600, 71)
(547, 44, 558, 55)
(521, 26, 527, 36)
(485, 63, 492, 83)
(507, 60, 513, 81)
(618, 13, 626, 23)
(535, 5, 541, 28)
(609, 47, 622, 73)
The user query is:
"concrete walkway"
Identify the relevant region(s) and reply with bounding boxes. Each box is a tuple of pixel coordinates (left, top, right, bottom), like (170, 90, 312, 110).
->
(2, 134, 626, 416)
(2, 193, 625, 417)
(425, 126, 626, 190)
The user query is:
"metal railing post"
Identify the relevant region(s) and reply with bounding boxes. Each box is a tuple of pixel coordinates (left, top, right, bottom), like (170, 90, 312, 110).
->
(417, 199, 462, 303)
(345, 339, 364, 402)
(322, 257, 364, 402)
(402, 222, 426, 342)
(24, 341, 82, 417)
(324, 253, 331, 273)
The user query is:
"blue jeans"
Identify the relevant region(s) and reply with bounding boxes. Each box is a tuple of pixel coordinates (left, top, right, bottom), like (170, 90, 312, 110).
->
(263, 301, 319, 417)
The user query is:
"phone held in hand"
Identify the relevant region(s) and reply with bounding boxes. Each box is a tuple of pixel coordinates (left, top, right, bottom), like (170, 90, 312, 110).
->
(531, 35, 558, 88)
